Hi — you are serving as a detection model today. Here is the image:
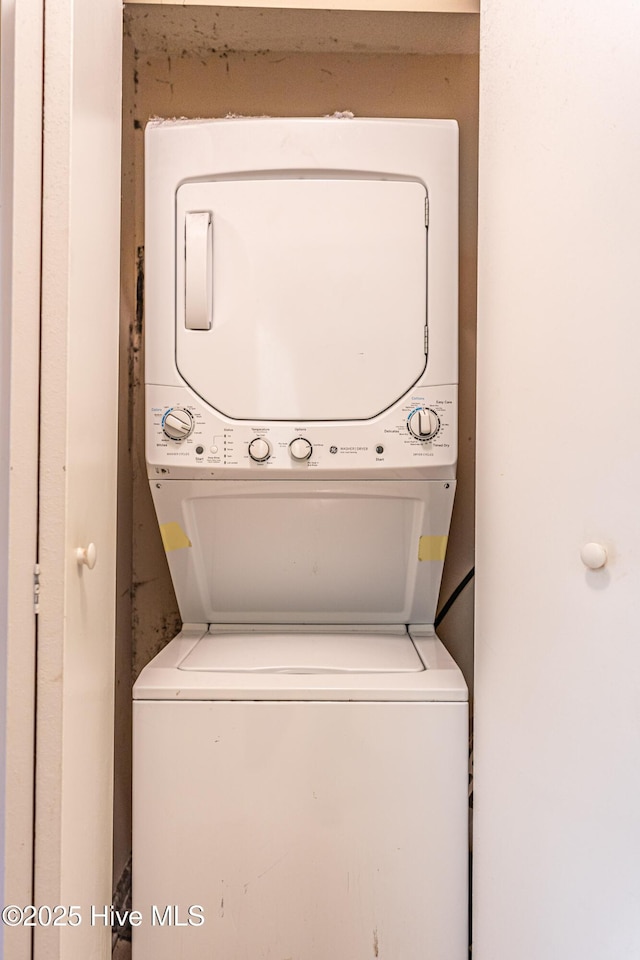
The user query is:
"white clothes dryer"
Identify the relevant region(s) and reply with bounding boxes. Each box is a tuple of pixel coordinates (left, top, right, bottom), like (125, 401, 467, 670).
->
(134, 117, 468, 960)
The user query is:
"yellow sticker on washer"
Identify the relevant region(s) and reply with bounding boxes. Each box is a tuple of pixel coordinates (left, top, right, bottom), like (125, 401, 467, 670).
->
(160, 522, 192, 552)
(418, 535, 448, 562)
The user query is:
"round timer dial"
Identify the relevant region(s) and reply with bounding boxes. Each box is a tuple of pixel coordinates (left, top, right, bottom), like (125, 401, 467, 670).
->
(162, 408, 194, 441)
(407, 407, 440, 441)
(289, 437, 313, 461)
(248, 437, 271, 462)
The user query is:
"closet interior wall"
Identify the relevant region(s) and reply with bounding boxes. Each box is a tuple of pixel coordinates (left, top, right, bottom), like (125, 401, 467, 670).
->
(115, 2, 479, 887)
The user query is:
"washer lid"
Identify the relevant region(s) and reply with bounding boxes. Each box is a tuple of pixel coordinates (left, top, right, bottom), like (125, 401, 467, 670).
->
(178, 626, 425, 674)
(175, 178, 428, 421)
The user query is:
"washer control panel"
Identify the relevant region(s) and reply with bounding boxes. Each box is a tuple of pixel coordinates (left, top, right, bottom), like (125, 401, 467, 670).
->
(148, 383, 456, 479)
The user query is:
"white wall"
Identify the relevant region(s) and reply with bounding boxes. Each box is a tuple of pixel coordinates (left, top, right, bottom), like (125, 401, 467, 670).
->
(474, 1, 640, 956)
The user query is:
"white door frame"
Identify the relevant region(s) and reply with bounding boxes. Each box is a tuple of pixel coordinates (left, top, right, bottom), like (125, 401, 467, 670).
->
(33, 0, 122, 956)
(0, 0, 44, 957)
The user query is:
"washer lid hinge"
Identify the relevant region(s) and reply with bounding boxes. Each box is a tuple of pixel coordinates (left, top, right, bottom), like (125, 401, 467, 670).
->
(425, 196, 429, 227)
(33, 563, 41, 615)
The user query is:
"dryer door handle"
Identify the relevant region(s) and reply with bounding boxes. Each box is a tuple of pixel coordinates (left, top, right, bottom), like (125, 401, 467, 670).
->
(185, 211, 213, 331)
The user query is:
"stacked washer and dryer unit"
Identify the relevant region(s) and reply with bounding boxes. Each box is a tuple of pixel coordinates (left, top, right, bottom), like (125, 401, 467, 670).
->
(133, 117, 468, 960)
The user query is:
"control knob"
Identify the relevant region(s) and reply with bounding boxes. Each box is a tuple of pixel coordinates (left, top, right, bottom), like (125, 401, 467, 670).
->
(162, 408, 194, 440)
(289, 437, 313, 461)
(407, 407, 440, 441)
(248, 437, 271, 462)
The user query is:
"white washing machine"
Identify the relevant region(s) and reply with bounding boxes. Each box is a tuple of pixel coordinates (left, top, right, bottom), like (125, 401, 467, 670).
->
(133, 117, 468, 960)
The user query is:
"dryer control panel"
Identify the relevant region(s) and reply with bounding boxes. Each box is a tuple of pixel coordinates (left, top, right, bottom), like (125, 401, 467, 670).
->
(147, 382, 457, 481)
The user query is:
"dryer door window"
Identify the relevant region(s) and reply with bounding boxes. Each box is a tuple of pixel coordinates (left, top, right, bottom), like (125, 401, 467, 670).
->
(175, 178, 427, 421)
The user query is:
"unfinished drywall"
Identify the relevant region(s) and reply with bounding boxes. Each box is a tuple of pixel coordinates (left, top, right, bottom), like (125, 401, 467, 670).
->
(115, 3, 478, 886)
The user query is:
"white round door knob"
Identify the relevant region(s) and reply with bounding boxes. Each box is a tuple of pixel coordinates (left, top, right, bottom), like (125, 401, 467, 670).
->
(580, 542, 607, 570)
(76, 543, 97, 570)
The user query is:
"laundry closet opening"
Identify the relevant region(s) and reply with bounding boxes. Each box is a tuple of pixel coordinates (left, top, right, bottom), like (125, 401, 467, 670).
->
(114, 2, 479, 946)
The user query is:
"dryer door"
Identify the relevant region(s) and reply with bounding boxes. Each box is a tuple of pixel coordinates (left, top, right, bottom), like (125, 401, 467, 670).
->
(175, 178, 427, 421)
